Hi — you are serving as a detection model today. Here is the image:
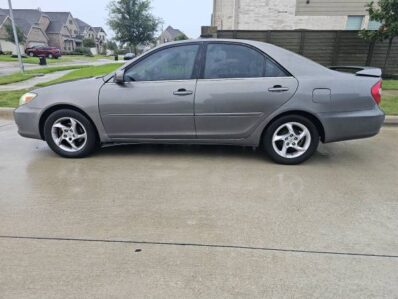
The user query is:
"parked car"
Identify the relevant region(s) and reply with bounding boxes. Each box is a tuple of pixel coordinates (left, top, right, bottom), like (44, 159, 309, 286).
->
(124, 53, 135, 60)
(14, 39, 385, 164)
(25, 46, 61, 59)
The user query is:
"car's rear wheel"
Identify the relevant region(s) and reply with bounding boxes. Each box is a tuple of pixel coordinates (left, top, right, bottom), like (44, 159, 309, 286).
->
(48, 53, 53, 59)
(28, 52, 34, 57)
(43, 109, 98, 158)
(263, 115, 319, 165)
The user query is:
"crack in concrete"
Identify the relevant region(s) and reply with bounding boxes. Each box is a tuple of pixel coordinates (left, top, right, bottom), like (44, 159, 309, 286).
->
(1, 235, 397, 259)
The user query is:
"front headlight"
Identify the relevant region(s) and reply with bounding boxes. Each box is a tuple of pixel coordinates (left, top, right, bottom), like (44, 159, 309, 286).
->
(19, 92, 37, 106)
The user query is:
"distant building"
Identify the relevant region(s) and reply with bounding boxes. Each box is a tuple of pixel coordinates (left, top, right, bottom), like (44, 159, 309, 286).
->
(158, 26, 187, 45)
(0, 8, 107, 53)
(212, 0, 380, 31)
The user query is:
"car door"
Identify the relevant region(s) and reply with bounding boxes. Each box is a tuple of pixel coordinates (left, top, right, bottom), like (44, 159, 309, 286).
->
(99, 44, 200, 139)
(194, 42, 298, 139)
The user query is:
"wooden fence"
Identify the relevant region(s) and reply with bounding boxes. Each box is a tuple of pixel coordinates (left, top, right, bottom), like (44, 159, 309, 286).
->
(201, 27, 398, 76)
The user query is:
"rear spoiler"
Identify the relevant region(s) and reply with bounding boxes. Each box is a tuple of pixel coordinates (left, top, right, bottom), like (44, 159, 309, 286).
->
(329, 66, 382, 78)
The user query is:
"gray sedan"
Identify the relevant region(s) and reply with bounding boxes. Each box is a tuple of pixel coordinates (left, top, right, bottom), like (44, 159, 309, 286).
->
(14, 39, 385, 164)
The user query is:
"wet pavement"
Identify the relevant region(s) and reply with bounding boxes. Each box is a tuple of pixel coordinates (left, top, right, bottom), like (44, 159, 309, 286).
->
(0, 119, 397, 298)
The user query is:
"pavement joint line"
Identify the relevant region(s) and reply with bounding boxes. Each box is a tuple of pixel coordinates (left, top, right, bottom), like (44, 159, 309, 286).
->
(1, 235, 398, 259)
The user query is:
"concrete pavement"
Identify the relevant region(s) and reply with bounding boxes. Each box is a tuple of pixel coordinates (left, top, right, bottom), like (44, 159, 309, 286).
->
(0, 119, 398, 298)
(0, 70, 73, 91)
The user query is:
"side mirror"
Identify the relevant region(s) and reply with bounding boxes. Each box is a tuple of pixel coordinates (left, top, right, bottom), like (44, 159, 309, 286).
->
(114, 70, 125, 84)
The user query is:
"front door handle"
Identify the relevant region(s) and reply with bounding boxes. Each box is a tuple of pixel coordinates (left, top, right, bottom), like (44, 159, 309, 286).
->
(173, 89, 193, 96)
(268, 85, 289, 92)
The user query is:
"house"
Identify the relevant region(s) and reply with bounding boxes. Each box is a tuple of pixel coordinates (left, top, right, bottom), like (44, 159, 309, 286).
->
(158, 26, 187, 44)
(92, 27, 107, 53)
(0, 8, 107, 54)
(212, 0, 381, 31)
(45, 11, 81, 52)
(75, 18, 97, 47)
(0, 8, 48, 53)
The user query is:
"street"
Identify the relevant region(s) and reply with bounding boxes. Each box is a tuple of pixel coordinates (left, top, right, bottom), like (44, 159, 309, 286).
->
(0, 118, 398, 298)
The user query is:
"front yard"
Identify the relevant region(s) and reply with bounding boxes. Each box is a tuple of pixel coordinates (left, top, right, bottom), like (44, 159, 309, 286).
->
(0, 54, 112, 65)
(0, 63, 122, 107)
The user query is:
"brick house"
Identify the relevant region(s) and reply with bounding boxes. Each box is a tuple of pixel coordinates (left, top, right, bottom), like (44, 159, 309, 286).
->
(212, 0, 380, 31)
(0, 8, 107, 53)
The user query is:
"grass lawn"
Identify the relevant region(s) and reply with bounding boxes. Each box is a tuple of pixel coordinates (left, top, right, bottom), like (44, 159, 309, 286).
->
(0, 54, 112, 65)
(381, 96, 398, 115)
(36, 63, 122, 87)
(383, 80, 398, 90)
(0, 63, 122, 108)
(0, 89, 28, 108)
(0, 65, 91, 85)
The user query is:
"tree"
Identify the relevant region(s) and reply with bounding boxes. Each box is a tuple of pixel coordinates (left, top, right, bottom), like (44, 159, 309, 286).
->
(360, 0, 398, 71)
(5, 24, 26, 44)
(107, 0, 161, 55)
(83, 38, 96, 48)
(106, 39, 119, 54)
(174, 33, 188, 41)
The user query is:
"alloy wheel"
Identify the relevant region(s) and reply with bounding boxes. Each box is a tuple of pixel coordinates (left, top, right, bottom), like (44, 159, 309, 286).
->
(272, 122, 311, 159)
(51, 117, 87, 153)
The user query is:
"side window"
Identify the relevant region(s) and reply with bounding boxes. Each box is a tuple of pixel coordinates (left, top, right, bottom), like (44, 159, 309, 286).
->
(204, 44, 265, 79)
(265, 58, 289, 77)
(124, 45, 199, 82)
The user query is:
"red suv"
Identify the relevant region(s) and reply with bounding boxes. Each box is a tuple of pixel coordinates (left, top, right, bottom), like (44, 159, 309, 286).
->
(25, 46, 62, 59)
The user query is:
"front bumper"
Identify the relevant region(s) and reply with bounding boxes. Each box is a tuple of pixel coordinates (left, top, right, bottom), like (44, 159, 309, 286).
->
(320, 106, 385, 143)
(14, 105, 42, 140)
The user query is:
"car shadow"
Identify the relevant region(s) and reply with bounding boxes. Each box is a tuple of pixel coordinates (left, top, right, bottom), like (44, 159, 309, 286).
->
(95, 143, 267, 162)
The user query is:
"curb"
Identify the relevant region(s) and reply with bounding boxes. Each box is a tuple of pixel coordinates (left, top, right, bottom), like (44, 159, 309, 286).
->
(384, 116, 398, 126)
(0, 107, 398, 126)
(0, 108, 14, 119)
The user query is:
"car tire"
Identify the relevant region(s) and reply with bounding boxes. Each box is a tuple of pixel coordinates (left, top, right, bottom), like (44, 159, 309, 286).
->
(48, 54, 53, 59)
(43, 109, 99, 158)
(29, 52, 34, 57)
(263, 115, 319, 165)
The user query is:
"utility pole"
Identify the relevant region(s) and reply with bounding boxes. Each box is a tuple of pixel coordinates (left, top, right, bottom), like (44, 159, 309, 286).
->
(8, 0, 24, 73)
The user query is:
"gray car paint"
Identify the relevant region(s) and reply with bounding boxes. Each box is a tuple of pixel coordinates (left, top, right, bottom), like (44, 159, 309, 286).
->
(14, 39, 385, 148)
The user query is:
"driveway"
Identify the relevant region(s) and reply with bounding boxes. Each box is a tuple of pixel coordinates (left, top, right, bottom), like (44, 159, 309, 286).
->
(0, 118, 397, 298)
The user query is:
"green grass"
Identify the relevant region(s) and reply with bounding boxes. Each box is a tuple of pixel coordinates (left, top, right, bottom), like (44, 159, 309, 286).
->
(0, 64, 121, 108)
(0, 65, 91, 85)
(0, 89, 28, 108)
(381, 96, 398, 115)
(0, 54, 112, 65)
(36, 63, 121, 87)
(383, 80, 398, 90)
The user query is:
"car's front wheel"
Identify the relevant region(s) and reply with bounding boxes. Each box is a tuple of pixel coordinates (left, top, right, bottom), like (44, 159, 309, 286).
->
(263, 115, 319, 165)
(48, 53, 53, 59)
(28, 52, 34, 57)
(43, 109, 98, 158)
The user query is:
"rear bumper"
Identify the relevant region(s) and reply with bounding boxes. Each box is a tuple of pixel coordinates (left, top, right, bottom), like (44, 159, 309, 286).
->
(319, 106, 385, 143)
(14, 105, 42, 140)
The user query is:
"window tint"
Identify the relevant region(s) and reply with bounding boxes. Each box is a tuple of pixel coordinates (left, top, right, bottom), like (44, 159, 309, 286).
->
(204, 43, 288, 79)
(204, 44, 265, 79)
(265, 58, 289, 77)
(124, 45, 199, 82)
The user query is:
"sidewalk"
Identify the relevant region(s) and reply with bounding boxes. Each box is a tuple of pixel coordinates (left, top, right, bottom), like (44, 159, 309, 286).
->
(0, 70, 73, 91)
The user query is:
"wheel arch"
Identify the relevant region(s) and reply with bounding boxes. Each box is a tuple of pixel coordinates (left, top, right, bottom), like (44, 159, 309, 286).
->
(261, 110, 325, 143)
(39, 104, 100, 141)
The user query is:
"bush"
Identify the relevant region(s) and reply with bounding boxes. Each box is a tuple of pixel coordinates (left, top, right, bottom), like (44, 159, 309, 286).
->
(82, 38, 96, 48)
(65, 47, 94, 57)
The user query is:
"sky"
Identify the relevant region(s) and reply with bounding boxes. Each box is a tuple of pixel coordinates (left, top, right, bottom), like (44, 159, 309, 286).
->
(1, 0, 213, 38)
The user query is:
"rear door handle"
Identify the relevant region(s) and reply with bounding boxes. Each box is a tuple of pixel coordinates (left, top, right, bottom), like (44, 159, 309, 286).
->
(173, 89, 193, 96)
(268, 86, 289, 92)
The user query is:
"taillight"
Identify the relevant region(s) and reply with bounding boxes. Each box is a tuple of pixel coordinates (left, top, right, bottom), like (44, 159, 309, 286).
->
(371, 80, 382, 105)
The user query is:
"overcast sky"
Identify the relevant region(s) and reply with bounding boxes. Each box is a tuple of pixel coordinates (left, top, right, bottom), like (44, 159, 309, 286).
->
(1, 0, 213, 38)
